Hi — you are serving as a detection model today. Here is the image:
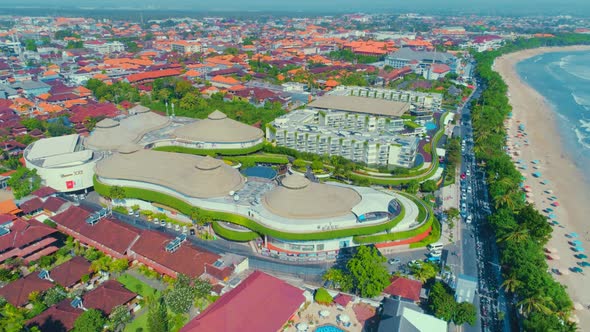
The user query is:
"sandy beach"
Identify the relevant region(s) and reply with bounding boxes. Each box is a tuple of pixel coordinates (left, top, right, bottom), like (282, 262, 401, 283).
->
(494, 45, 590, 329)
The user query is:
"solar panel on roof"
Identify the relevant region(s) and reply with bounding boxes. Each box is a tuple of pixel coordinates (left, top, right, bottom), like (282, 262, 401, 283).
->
(71, 296, 83, 308)
(0, 227, 10, 237)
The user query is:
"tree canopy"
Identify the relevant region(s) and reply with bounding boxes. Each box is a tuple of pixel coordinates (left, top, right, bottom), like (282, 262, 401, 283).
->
(73, 309, 106, 332)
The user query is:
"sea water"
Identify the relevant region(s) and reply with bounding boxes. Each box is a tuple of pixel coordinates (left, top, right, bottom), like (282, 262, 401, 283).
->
(516, 50, 590, 177)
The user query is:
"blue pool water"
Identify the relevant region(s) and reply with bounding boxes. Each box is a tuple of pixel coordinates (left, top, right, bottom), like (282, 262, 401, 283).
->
(425, 121, 437, 131)
(315, 325, 345, 332)
(241, 166, 277, 179)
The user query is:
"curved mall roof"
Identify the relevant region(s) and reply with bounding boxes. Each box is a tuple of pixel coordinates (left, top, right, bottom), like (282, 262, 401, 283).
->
(173, 110, 264, 143)
(95, 150, 245, 199)
(262, 174, 362, 219)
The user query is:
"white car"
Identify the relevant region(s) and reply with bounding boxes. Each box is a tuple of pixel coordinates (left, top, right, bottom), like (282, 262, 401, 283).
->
(466, 215, 473, 224)
(461, 193, 467, 200)
(467, 186, 472, 194)
(466, 169, 471, 176)
(430, 250, 442, 257)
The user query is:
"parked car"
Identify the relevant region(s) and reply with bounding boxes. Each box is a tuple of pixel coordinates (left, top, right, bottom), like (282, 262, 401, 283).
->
(466, 215, 473, 224)
(388, 258, 401, 265)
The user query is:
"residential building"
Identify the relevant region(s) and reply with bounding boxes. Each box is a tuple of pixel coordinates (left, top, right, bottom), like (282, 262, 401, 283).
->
(27, 299, 83, 331)
(383, 276, 423, 302)
(83, 41, 125, 54)
(0, 273, 53, 307)
(44, 256, 92, 289)
(267, 109, 419, 167)
(180, 271, 306, 332)
(171, 40, 203, 54)
(0, 218, 59, 264)
(378, 297, 447, 332)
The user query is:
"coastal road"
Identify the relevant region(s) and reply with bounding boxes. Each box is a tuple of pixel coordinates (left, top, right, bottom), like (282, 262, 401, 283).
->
(459, 85, 512, 332)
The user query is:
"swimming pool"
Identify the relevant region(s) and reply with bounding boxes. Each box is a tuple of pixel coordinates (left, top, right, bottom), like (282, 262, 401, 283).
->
(425, 121, 437, 131)
(315, 325, 345, 332)
(241, 166, 277, 179)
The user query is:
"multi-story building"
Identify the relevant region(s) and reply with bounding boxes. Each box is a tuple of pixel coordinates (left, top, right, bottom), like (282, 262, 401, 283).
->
(386, 48, 460, 73)
(171, 40, 203, 54)
(83, 41, 125, 54)
(267, 109, 419, 168)
(329, 86, 442, 111)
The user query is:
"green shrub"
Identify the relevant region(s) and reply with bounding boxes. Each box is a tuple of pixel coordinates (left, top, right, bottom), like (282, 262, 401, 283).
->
(153, 142, 263, 156)
(314, 288, 333, 305)
(211, 222, 260, 242)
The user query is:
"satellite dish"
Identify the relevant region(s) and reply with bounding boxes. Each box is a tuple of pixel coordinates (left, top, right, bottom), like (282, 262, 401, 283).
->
(233, 195, 240, 201)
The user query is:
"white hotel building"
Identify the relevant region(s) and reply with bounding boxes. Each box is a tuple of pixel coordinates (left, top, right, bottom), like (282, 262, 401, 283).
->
(330, 85, 443, 111)
(267, 107, 419, 168)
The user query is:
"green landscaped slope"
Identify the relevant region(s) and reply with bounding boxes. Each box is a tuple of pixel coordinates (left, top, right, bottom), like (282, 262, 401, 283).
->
(153, 142, 264, 156)
(94, 176, 420, 241)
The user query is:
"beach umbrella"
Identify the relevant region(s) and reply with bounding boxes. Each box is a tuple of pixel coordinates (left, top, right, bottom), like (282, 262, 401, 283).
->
(559, 268, 570, 275)
(545, 208, 553, 212)
(571, 267, 583, 273)
(570, 232, 580, 238)
(548, 254, 560, 260)
(545, 247, 557, 253)
(573, 247, 585, 253)
(571, 240, 583, 246)
(526, 199, 535, 204)
(339, 314, 351, 323)
(551, 196, 558, 200)
(574, 302, 584, 311)
(576, 254, 588, 259)
(296, 323, 309, 331)
(541, 180, 549, 185)
(532, 159, 540, 164)
(552, 202, 560, 207)
(548, 213, 557, 219)
(545, 189, 553, 194)
(578, 262, 590, 267)
(319, 310, 330, 318)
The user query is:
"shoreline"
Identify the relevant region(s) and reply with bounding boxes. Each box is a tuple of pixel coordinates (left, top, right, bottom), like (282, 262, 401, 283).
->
(494, 45, 590, 329)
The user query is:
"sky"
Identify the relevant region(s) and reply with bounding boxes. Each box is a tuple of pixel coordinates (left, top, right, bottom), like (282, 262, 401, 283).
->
(1, 0, 590, 16)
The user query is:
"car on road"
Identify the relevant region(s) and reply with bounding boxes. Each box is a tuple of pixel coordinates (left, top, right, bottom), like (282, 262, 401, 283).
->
(426, 256, 441, 262)
(461, 193, 467, 200)
(388, 258, 401, 265)
(430, 250, 442, 257)
(128, 209, 134, 216)
(466, 169, 471, 176)
(466, 214, 473, 224)
(461, 173, 466, 179)
(160, 220, 166, 227)
(467, 186, 472, 194)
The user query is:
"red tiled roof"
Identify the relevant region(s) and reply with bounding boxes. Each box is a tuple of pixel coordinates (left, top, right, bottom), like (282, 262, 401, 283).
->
(383, 276, 422, 302)
(125, 69, 182, 83)
(131, 230, 219, 278)
(180, 271, 305, 332)
(82, 280, 136, 315)
(0, 218, 57, 253)
(431, 64, 451, 74)
(0, 273, 53, 307)
(333, 293, 353, 307)
(50, 256, 91, 288)
(19, 197, 44, 214)
(27, 299, 83, 331)
(42, 197, 68, 213)
(31, 187, 58, 198)
(51, 206, 140, 255)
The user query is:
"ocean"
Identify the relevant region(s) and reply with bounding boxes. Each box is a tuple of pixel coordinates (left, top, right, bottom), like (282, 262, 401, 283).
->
(517, 50, 590, 170)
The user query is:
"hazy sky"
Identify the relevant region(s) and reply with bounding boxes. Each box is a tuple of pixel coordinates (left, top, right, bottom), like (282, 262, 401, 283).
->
(2, 0, 590, 16)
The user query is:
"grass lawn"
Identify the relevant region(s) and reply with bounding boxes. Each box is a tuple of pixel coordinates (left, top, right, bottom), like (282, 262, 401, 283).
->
(124, 310, 149, 332)
(117, 273, 160, 299)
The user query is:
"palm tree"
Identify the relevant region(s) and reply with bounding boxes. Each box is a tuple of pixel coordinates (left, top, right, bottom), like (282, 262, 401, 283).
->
(499, 227, 529, 243)
(494, 190, 518, 210)
(501, 274, 522, 293)
(518, 294, 555, 316)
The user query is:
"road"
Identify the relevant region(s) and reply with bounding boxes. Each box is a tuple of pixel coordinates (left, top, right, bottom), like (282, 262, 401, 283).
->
(458, 84, 512, 332)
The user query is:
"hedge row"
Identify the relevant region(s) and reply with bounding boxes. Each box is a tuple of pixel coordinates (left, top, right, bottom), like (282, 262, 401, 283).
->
(225, 154, 289, 165)
(211, 222, 260, 242)
(153, 142, 264, 156)
(408, 216, 442, 249)
(94, 177, 414, 241)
